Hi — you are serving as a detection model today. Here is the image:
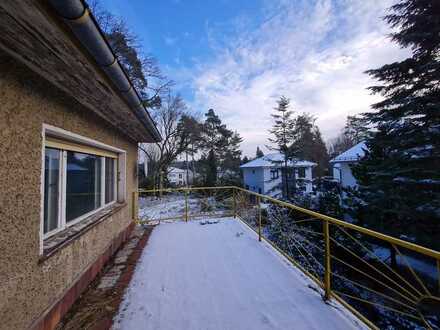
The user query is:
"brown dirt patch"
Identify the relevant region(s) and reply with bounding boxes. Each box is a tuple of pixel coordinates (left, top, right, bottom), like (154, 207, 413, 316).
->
(56, 225, 154, 330)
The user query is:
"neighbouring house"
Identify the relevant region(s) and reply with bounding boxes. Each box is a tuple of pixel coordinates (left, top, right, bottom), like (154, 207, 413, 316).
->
(330, 141, 367, 188)
(240, 153, 316, 198)
(167, 166, 193, 186)
(0, 2, 160, 329)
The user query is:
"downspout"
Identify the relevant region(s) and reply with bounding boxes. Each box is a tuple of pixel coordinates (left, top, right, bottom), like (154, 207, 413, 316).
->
(47, 0, 161, 142)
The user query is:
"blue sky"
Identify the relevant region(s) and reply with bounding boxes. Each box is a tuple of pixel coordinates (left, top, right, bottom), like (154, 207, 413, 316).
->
(100, 0, 266, 100)
(100, 0, 408, 156)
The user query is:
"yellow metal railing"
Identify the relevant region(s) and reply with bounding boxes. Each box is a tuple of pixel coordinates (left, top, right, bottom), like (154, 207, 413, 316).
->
(134, 186, 440, 329)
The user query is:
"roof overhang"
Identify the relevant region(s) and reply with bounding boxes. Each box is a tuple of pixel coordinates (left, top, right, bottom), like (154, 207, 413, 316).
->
(0, 0, 161, 143)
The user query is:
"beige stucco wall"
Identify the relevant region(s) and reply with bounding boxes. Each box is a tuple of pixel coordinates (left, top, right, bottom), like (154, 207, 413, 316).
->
(0, 52, 139, 329)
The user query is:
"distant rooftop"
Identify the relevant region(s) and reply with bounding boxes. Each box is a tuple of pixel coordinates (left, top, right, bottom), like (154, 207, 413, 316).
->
(330, 141, 367, 163)
(240, 153, 317, 168)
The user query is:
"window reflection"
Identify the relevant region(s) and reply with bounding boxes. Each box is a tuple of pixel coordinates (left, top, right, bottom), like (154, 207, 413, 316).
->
(44, 148, 60, 233)
(105, 157, 116, 203)
(66, 151, 102, 222)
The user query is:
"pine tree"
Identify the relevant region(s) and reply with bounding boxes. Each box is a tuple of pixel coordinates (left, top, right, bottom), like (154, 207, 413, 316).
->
(199, 109, 242, 186)
(290, 113, 329, 177)
(329, 115, 369, 159)
(352, 0, 440, 245)
(344, 115, 369, 145)
(205, 149, 218, 187)
(268, 96, 296, 199)
(256, 146, 264, 158)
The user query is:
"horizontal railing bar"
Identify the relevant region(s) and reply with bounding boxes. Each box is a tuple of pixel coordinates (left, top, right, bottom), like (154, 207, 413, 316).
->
(232, 186, 440, 259)
(138, 186, 233, 193)
(136, 186, 440, 258)
(135, 186, 440, 329)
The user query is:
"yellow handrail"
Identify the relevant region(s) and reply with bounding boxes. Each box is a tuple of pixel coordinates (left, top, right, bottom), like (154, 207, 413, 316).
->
(231, 186, 440, 259)
(135, 185, 440, 329)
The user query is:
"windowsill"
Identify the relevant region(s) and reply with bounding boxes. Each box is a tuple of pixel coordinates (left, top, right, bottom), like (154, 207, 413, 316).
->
(40, 202, 127, 262)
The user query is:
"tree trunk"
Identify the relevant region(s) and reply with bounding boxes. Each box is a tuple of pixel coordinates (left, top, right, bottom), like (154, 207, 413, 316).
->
(159, 167, 164, 198)
(185, 152, 189, 187)
(284, 158, 289, 200)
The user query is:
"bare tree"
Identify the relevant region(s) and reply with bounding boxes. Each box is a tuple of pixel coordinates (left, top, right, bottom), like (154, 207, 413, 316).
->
(139, 94, 196, 192)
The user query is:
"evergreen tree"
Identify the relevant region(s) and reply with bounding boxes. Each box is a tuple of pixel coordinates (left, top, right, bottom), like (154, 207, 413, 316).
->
(329, 115, 369, 159)
(290, 113, 329, 177)
(344, 115, 369, 145)
(352, 0, 440, 245)
(256, 146, 264, 158)
(205, 149, 218, 187)
(268, 96, 296, 199)
(242, 156, 250, 164)
(199, 109, 242, 186)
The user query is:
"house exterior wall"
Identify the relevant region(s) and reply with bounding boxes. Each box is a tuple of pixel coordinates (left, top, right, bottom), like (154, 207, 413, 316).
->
(333, 162, 358, 188)
(168, 169, 186, 186)
(243, 167, 313, 198)
(296, 167, 313, 193)
(262, 168, 282, 197)
(242, 168, 265, 194)
(0, 54, 138, 329)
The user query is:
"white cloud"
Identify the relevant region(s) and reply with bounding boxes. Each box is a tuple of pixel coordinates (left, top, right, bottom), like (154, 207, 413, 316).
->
(164, 36, 177, 46)
(188, 0, 409, 156)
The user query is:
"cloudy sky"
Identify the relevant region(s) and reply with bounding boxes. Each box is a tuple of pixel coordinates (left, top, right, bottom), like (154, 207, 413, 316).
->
(100, 0, 409, 156)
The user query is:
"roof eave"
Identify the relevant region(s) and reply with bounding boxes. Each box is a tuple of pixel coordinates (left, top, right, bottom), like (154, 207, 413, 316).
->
(47, 0, 161, 142)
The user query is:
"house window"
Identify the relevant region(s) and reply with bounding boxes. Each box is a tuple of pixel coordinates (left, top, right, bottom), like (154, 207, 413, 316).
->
(44, 148, 61, 234)
(43, 130, 122, 238)
(105, 157, 116, 204)
(179, 173, 182, 179)
(252, 169, 255, 174)
(298, 167, 306, 178)
(270, 169, 279, 179)
(66, 151, 103, 222)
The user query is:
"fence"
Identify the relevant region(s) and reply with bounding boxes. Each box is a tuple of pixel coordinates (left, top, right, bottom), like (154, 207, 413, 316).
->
(135, 186, 440, 329)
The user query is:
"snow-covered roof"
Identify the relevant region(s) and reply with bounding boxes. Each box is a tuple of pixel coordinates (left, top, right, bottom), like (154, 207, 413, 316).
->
(330, 141, 367, 163)
(240, 153, 317, 168)
(168, 167, 185, 173)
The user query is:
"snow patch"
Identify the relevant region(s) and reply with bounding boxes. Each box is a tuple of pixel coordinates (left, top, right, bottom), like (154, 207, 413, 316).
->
(113, 218, 366, 330)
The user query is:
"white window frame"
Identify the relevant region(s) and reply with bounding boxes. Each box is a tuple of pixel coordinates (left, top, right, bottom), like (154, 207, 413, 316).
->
(270, 169, 279, 180)
(40, 124, 127, 254)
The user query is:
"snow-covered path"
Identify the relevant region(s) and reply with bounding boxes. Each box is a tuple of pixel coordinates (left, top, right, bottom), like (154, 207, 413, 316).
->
(113, 218, 365, 330)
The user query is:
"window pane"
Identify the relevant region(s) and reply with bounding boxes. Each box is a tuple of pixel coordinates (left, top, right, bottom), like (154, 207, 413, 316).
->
(66, 151, 102, 222)
(44, 148, 60, 234)
(105, 157, 115, 204)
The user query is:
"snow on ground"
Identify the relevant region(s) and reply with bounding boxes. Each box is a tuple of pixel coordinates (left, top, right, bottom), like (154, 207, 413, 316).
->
(138, 195, 229, 222)
(138, 195, 188, 220)
(113, 218, 365, 330)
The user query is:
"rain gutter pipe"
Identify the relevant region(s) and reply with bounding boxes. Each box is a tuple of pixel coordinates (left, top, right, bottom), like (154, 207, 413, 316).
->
(47, 0, 161, 142)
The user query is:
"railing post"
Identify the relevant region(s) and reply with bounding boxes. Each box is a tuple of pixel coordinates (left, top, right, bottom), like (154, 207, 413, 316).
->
(233, 188, 237, 218)
(323, 219, 331, 300)
(184, 189, 189, 222)
(257, 195, 262, 242)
